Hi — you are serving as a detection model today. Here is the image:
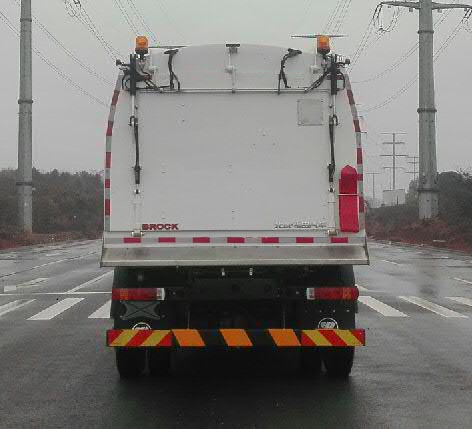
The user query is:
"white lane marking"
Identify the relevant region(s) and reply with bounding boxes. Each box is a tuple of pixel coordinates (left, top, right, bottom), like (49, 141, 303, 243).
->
(454, 277, 472, 285)
(380, 259, 400, 266)
(3, 278, 48, 292)
(446, 297, 472, 307)
(0, 292, 110, 296)
(88, 301, 111, 319)
(399, 296, 468, 318)
(66, 271, 113, 293)
(0, 299, 35, 317)
(28, 298, 84, 320)
(358, 296, 408, 317)
(355, 283, 369, 292)
(45, 253, 63, 257)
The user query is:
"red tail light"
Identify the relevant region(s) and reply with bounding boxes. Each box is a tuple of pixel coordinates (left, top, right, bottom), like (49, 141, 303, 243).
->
(339, 165, 359, 232)
(112, 288, 165, 301)
(306, 287, 359, 301)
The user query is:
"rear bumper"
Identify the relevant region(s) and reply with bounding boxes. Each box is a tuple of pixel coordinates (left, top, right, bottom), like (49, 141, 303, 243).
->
(101, 244, 369, 267)
(106, 329, 365, 348)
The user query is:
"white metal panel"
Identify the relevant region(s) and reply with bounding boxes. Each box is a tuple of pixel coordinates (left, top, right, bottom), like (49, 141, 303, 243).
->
(109, 44, 359, 235)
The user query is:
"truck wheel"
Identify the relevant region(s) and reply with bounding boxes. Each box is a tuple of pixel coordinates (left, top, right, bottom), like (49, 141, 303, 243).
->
(300, 349, 322, 376)
(115, 349, 145, 379)
(323, 347, 354, 378)
(148, 349, 171, 377)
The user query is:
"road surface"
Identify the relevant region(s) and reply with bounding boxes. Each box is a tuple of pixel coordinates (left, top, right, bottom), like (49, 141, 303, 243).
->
(0, 239, 471, 427)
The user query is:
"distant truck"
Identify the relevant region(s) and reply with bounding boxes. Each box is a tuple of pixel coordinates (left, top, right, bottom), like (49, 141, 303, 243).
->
(103, 36, 368, 378)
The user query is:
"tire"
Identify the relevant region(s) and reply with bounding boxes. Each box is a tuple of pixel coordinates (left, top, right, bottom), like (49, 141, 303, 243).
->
(323, 347, 354, 378)
(148, 349, 171, 377)
(115, 348, 146, 379)
(300, 349, 322, 377)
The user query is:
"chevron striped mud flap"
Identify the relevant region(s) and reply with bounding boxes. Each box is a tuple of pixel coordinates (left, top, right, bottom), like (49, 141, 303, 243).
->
(106, 329, 365, 348)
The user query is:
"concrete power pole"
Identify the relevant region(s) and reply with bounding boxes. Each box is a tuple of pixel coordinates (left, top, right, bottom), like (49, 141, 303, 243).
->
(407, 156, 420, 182)
(381, 132, 407, 190)
(378, 1, 472, 219)
(368, 172, 382, 208)
(17, 0, 33, 233)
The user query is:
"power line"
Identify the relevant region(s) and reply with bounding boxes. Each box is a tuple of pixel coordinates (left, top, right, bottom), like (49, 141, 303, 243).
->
(324, 1, 347, 34)
(125, 0, 158, 43)
(362, 15, 468, 113)
(62, 0, 124, 60)
(353, 5, 456, 84)
(0, 10, 108, 108)
(112, 0, 139, 36)
(333, 0, 353, 34)
(12, 0, 114, 85)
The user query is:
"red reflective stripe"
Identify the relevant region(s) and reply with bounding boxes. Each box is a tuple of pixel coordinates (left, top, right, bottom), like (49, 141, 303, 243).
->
(227, 237, 245, 244)
(124, 237, 141, 244)
(331, 237, 349, 244)
(127, 330, 153, 347)
(301, 332, 316, 346)
(296, 237, 314, 244)
(107, 330, 122, 345)
(105, 152, 112, 168)
(351, 329, 366, 345)
(353, 119, 361, 133)
(104, 199, 111, 216)
(111, 90, 120, 106)
(347, 89, 355, 105)
(104, 179, 110, 189)
(261, 237, 279, 244)
(158, 237, 176, 243)
(106, 121, 114, 137)
(357, 147, 363, 164)
(159, 332, 173, 347)
(193, 237, 211, 243)
(319, 330, 347, 347)
(359, 196, 365, 213)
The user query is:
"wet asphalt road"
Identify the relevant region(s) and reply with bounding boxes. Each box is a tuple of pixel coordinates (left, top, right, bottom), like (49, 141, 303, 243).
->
(0, 239, 471, 428)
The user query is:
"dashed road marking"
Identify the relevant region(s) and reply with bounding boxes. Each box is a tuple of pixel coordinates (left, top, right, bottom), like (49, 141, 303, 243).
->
(399, 296, 468, 318)
(88, 300, 111, 319)
(453, 277, 472, 285)
(380, 259, 401, 266)
(358, 296, 408, 317)
(0, 299, 36, 317)
(446, 297, 472, 307)
(28, 298, 84, 320)
(66, 271, 113, 293)
(3, 278, 48, 293)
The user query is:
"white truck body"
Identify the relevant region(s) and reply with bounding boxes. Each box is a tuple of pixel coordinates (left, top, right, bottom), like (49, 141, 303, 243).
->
(101, 44, 368, 267)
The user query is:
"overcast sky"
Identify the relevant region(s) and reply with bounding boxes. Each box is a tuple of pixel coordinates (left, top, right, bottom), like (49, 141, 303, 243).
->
(1, 0, 471, 196)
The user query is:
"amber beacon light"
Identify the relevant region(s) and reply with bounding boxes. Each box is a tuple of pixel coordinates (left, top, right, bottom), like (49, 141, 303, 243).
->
(135, 36, 149, 55)
(317, 35, 331, 55)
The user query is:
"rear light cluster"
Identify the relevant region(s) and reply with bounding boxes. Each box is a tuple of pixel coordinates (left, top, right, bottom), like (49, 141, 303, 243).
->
(112, 288, 166, 301)
(306, 287, 359, 301)
(339, 165, 360, 233)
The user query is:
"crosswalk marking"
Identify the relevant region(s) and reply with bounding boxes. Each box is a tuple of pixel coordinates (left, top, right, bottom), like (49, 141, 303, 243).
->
(453, 277, 472, 285)
(358, 296, 408, 317)
(0, 300, 35, 317)
(446, 297, 472, 308)
(28, 298, 84, 321)
(88, 300, 111, 319)
(399, 296, 468, 318)
(355, 284, 369, 292)
(66, 271, 113, 293)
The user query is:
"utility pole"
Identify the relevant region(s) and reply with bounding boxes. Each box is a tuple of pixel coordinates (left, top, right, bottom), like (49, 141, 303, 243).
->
(381, 132, 408, 190)
(407, 156, 420, 182)
(377, 1, 472, 219)
(368, 172, 382, 208)
(17, 0, 33, 233)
